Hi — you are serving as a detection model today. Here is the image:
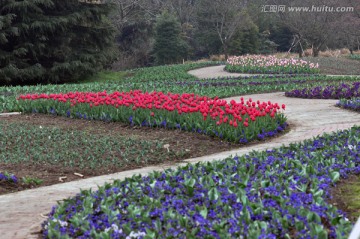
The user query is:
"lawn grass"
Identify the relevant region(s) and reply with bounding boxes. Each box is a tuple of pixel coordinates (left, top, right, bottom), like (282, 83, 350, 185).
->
(334, 176, 360, 220)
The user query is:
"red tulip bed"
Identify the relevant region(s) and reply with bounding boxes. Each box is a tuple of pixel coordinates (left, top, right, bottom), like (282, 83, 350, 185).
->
(18, 90, 287, 143)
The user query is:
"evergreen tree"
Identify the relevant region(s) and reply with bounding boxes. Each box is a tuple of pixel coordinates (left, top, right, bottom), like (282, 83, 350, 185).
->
(0, 0, 50, 84)
(269, 26, 293, 52)
(153, 12, 187, 65)
(257, 30, 278, 55)
(228, 24, 260, 55)
(0, 0, 117, 85)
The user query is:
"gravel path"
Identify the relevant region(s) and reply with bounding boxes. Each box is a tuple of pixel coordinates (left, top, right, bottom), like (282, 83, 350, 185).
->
(1, 67, 360, 238)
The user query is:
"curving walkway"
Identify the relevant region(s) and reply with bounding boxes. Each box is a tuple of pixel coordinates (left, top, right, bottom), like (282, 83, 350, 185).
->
(1, 67, 360, 238)
(189, 65, 258, 78)
(188, 65, 360, 78)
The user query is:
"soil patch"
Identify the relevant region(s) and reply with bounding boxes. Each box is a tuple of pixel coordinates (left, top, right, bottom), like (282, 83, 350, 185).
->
(329, 175, 360, 222)
(0, 114, 290, 195)
(304, 57, 360, 75)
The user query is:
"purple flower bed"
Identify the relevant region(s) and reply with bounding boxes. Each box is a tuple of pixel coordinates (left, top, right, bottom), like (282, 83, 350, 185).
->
(168, 74, 320, 88)
(170, 79, 309, 87)
(337, 98, 360, 112)
(42, 126, 360, 238)
(285, 82, 360, 99)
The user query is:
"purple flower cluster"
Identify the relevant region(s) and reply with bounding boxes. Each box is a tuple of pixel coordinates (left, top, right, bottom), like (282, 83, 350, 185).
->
(0, 172, 18, 183)
(167, 74, 320, 88)
(127, 116, 288, 144)
(337, 98, 360, 112)
(43, 126, 359, 238)
(257, 123, 288, 140)
(285, 82, 360, 99)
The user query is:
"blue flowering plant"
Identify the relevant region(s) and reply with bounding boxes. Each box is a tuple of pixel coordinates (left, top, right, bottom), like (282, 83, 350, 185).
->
(42, 126, 360, 238)
(0, 172, 18, 184)
(285, 82, 360, 99)
(337, 98, 360, 112)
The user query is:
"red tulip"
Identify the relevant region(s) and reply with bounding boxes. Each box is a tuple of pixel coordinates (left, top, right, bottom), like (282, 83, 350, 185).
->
(233, 121, 238, 128)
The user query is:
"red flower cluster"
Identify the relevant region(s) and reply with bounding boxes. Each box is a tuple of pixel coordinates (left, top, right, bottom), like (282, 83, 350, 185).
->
(18, 91, 285, 128)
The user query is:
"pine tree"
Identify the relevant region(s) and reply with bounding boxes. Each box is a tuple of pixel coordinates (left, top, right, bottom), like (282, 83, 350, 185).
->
(0, 0, 50, 84)
(153, 12, 187, 65)
(0, 0, 117, 85)
(228, 24, 260, 55)
(240, 25, 260, 54)
(269, 26, 293, 52)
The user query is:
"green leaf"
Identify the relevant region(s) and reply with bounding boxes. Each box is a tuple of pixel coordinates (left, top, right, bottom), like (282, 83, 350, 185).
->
(208, 187, 220, 201)
(317, 230, 328, 238)
(330, 171, 340, 182)
(331, 216, 342, 225)
(144, 229, 156, 239)
(200, 207, 208, 219)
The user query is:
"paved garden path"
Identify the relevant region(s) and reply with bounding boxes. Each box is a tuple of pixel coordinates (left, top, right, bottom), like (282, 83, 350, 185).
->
(188, 65, 358, 78)
(1, 66, 360, 238)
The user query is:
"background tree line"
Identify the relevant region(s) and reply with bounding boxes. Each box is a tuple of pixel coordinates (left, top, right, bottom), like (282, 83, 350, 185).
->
(1, 0, 359, 85)
(113, 0, 359, 69)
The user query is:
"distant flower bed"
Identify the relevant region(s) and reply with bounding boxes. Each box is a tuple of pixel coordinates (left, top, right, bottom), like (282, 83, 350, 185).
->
(17, 90, 287, 144)
(285, 82, 360, 99)
(337, 98, 360, 112)
(226, 55, 320, 74)
(168, 74, 318, 87)
(42, 126, 360, 238)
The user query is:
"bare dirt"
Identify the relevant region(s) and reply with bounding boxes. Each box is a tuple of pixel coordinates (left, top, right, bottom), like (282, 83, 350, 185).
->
(328, 175, 360, 222)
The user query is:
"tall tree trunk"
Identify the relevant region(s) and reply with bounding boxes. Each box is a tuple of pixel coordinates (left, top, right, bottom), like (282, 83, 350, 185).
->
(298, 48, 303, 58)
(312, 47, 320, 57)
(224, 43, 229, 61)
